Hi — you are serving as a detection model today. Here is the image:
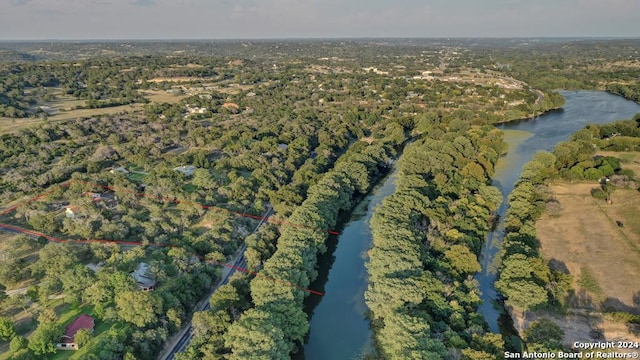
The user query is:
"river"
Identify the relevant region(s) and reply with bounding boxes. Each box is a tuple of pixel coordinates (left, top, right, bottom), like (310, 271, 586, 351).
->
(477, 90, 640, 332)
(302, 166, 399, 360)
(302, 91, 640, 357)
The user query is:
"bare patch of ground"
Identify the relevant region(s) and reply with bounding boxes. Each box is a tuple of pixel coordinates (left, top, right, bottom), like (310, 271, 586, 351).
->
(537, 182, 640, 307)
(532, 175, 640, 344)
(0, 104, 143, 134)
(511, 309, 640, 348)
(147, 76, 203, 83)
(141, 90, 187, 104)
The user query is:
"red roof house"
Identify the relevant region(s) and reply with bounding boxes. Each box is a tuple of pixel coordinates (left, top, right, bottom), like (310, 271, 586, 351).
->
(56, 314, 95, 350)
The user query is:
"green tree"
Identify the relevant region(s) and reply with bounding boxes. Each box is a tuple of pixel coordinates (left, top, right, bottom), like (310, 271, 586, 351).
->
(0, 316, 16, 340)
(444, 245, 481, 276)
(115, 291, 162, 328)
(74, 328, 93, 348)
(225, 309, 291, 360)
(0, 283, 7, 302)
(498, 280, 548, 315)
(28, 323, 62, 355)
(191, 309, 230, 355)
(37, 308, 57, 325)
(524, 318, 564, 350)
(9, 336, 29, 352)
(60, 265, 95, 304)
(32, 243, 79, 279)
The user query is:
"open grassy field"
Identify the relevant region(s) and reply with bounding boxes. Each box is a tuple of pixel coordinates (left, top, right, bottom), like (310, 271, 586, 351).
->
(140, 89, 187, 103)
(536, 182, 640, 309)
(0, 104, 143, 134)
(524, 164, 640, 345)
(0, 90, 182, 135)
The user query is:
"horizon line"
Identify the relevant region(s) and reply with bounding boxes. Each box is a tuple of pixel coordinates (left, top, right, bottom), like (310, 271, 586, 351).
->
(1, 35, 640, 43)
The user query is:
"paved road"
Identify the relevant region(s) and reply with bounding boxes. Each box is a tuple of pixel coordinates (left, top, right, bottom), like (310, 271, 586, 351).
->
(160, 206, 273, 360)
(1, 205, 272, 360)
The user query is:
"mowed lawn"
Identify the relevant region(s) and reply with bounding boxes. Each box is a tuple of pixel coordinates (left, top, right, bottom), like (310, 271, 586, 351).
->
(536, 181, 640, 308)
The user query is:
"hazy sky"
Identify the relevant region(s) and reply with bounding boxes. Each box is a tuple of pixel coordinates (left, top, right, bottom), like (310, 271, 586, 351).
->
(1, 0, 639, 40)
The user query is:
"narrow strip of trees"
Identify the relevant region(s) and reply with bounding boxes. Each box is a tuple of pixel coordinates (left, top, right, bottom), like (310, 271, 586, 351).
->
(222, 141, 393, 359)
(366, 123, 506, 359)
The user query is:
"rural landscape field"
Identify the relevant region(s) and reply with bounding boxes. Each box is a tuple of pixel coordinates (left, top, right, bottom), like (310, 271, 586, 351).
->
(1, 8, 640, 359)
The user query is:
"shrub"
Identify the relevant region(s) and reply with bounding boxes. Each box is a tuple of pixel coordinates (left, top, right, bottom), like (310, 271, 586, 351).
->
(577, 266, 603, 295)
(590, 187, 608, 200)
(584, 167, 603, 181)
(10, 336, 29, 352)
(618, 168, 635, 178)
(545, 200, 562, 217)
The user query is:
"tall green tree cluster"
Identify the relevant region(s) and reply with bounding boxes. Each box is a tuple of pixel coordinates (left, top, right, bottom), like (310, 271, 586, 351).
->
(606, 83, 640, 103)
(496, 152, 572, 316)
(548, 118, 640, 182)
(365, 124, 506, 359)
(222, 141, 393, 359)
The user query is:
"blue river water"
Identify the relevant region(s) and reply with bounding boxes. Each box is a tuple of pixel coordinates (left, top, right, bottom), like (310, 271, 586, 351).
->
(477, 91, 640, 332)
(303, 91, 640, 357)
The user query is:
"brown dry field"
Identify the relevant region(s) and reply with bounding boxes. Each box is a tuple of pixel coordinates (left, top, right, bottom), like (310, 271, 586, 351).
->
(0, 104, 143, 134)
(536, 182, 640, 307)
(0, 89, 187, 134)
(530, 178, 640, 345)
(512, 309, 640, 347)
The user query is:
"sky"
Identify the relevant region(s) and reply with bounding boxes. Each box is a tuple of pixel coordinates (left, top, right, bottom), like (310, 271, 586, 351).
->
(1, 0, 639, 40)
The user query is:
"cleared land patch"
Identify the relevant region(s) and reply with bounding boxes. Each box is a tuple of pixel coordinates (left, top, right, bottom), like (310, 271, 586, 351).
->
(536, 182, 640, 308)
(0, 104, 143, 134)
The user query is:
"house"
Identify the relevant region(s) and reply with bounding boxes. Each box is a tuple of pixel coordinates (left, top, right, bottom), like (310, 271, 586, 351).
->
(173, 165, 197, 177)
(186, 106, 207, 114)
(56, 314, 95, 350)
(277, 143, 289, 151)
(131, 262, 156, 291)
(84, 192, 103, 200)
(65, 205, 80, 219)
(83, 192, 117, 208)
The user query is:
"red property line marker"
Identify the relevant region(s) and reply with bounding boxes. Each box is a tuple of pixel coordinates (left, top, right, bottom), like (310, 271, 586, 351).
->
(0, 179, 334, 295)
(70, 179, 341, 235)
(0, 222, 324, 296)
(0, 187, 63, 216)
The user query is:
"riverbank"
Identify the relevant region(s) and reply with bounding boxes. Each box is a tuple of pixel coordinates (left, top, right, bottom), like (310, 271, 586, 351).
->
(494, 107, 564, 125)
(485, 91, 640, 341)
(503, 177, 640, 350)
(476, 128, 533, 334)
(302, 153, 400, 360)
(490, 92, 640, 354)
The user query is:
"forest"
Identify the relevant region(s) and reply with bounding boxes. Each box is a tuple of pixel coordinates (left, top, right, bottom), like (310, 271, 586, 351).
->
(1, 38, 640, 359)
(365, 119, 505, 359)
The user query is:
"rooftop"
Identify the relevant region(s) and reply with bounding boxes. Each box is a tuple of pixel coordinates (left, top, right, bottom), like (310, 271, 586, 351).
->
(131, 262, 156, 288)
(60, 314, 95, 344)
